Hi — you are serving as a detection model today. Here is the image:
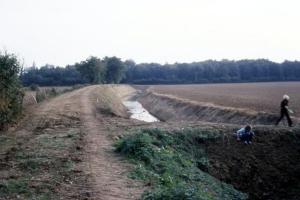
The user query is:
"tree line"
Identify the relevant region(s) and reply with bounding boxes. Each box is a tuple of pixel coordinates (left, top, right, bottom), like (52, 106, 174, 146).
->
(22, 56, 126, 86)
(21, 58, 300, 86)
(124, 59, 300, 84)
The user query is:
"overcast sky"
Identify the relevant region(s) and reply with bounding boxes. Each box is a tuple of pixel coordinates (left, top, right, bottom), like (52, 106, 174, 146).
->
(0, 0, 299, 67)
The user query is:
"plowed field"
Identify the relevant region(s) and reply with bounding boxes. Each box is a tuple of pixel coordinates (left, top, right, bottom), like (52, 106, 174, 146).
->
(149, 82, 300, 117)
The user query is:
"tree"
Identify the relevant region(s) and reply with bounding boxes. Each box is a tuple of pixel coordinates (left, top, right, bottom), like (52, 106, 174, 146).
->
(105, 57, 125, 84)
(0, 52, 24, 130)
(75, 56, 106, 84)
(22, 64, 85, 86)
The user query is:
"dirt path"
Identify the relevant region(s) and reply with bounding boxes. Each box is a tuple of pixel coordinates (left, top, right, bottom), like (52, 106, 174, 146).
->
(79, 86, 143, 199)
(1, 86, 143, 199)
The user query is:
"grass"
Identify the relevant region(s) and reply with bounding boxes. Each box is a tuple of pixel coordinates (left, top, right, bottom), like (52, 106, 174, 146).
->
(115, 128, 247, 200)
(23, 84, 88, 106)
(0, 125, 85, 199)
(0, 176, 56, 199)
(0, 178, 31, 197)
(1, 85, 87, 199)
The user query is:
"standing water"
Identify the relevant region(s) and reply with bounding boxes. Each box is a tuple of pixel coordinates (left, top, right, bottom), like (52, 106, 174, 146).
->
(123, 101, 159, 122)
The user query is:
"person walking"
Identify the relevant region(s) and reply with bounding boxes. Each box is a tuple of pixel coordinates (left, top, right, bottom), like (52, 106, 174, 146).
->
(275, 94, 293, 127)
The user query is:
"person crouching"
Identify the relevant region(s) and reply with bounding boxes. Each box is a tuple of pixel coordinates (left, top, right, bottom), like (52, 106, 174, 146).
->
(235, 125, 254, 144)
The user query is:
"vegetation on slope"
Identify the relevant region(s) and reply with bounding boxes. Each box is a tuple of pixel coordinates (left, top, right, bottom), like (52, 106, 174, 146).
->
(115, 128, 247, 200)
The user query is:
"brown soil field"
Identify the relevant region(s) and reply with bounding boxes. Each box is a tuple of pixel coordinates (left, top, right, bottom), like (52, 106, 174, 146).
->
(147, 82, 300, 118)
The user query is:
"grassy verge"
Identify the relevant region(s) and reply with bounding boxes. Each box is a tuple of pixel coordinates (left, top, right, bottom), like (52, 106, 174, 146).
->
(23, 84, 89, 106)
(34, 85, 87, 103)
(115, 128, 247, 200)
(0, 117, 87, 199)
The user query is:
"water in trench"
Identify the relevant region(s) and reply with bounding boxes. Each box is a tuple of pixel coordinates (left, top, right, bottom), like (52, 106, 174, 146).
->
(123, 101, 159, 122)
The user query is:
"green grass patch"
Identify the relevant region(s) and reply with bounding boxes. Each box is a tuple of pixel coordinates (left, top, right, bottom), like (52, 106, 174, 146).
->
(14, 131, 78, 173)
(0, 177, 56, 199)
(115, 128, 247, 200)
(0, 135, 15, 154)
(0, 127, 83, 199)
(0, 178, 31, 197)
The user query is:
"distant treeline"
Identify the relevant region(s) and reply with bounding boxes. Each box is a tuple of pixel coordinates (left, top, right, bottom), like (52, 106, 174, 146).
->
(22, 56, 125, 86)
(124, 59, 300, 84)
(22, 58, 300, 86)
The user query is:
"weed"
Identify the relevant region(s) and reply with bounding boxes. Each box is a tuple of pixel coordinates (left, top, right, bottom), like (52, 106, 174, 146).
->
(29, 84, 39, 91)
(49, 88, 58, 96)
(36, 90, 47, 103)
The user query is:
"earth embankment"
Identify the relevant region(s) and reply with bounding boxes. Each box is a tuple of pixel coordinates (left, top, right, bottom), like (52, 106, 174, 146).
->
(138, 91, 286, 125)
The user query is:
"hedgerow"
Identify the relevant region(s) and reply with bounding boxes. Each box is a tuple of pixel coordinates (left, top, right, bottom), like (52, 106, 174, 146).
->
(0, 52, 24, 130)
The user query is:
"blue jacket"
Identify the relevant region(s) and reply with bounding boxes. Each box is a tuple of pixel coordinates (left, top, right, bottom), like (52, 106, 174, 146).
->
(237, 128, 254, 137)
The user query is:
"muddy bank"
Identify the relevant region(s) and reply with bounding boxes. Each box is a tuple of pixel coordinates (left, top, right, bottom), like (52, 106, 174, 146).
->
(138, 92, 287, 125)
(204, 127, 300, 200)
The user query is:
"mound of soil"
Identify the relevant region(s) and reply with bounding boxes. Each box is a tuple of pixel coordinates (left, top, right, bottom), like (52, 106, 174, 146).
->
(139, 92, 290, 125)
(205, 127, 300, 200)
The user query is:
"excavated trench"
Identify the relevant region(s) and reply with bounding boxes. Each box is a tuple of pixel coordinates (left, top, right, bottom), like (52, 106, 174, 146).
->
(134, 90, 300, 200)
(137, 92, 287, 125)
(205, 127, 300, 200)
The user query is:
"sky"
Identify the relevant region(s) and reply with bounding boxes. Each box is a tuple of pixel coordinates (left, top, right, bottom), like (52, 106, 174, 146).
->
(0, 0, 300, 67)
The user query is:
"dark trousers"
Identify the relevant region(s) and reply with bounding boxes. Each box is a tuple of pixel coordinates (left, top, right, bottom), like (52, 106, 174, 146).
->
(240, 133, 253, 142)
(276, 109, 293, 126)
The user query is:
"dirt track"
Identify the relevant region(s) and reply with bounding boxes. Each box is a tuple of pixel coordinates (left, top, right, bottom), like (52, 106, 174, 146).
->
(79, 86, 143, 199)
(1, 85, 143, 199)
